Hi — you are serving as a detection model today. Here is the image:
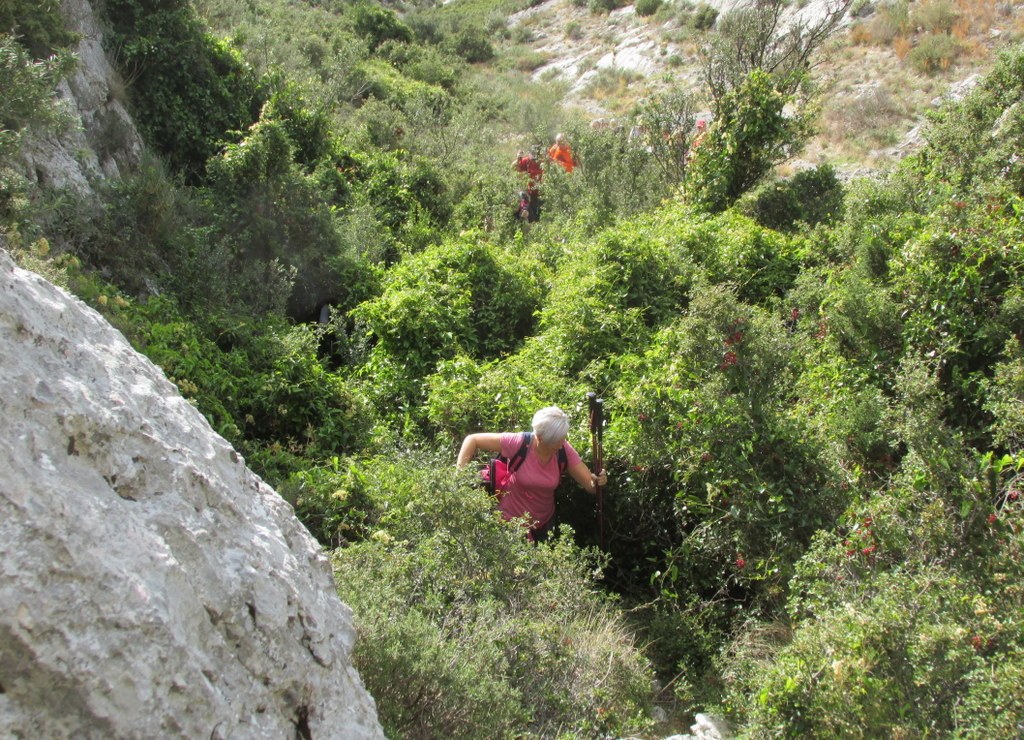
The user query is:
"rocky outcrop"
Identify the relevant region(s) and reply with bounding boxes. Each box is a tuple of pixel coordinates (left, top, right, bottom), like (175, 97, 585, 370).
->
(0, 246, 384, 739)
(17, 0, 144, 195)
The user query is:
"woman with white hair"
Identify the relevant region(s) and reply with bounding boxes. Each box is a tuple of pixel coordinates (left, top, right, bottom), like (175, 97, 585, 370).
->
(456, 406, 607, 541)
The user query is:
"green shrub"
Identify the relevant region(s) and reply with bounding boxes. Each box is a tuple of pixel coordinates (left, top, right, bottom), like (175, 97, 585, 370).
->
(890, 198, 1024, 435)
(723, 443, 1024, 735)
(100, 296, 373, 481)
(348, 2, 413, 50)
(0, 34, 74, 163)
(352, 236, 546, 373)
(447, 25, 495, 63)
(740, 165, 845, 232)
(866, 0, 910, 43)
(685, 71, 814, 213)
(0, 0, 77, 58)
(911, 45, 1024, 195)
(907, 32, 961, 75)
(103, 0, 265, 180)
(332, 451, 654, 738)
(985, 338, 1024, 451)
(692, 3, 719, 29)
(909, 0, 958, 34)
(635, 0, 662, 17)
(608, 284, 848, 613)
(589, 0, 620, 14)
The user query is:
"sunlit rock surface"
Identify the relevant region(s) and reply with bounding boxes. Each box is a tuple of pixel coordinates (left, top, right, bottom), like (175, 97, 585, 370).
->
(0, 248, 383, 739)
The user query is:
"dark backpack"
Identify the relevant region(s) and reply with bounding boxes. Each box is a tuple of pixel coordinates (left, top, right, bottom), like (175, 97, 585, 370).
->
(482, 432, 568, 498)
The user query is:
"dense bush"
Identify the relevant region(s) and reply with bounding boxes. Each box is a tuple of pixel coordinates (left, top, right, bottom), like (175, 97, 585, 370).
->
(692, 3, 719, 30)
(95, 293, 373, 483)
(13, 0, 1024, 733)
(348, 2, 413, 50)
(351, 236, 547, 382)
(103, 0, 265, 180)
(635, 0, 662, 17)
(907, 32, 961, 75)
(685, 71, 814, 213)
(0, 0, 77, 58)
(0, 34, 74, 163)
(332, 451, 654, 738)
(723, 443, 1024, 734)
(739, 165, 846, 232)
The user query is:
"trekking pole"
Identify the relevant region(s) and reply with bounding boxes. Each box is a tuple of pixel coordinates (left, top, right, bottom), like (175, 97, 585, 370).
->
(588, 392, 605, 551)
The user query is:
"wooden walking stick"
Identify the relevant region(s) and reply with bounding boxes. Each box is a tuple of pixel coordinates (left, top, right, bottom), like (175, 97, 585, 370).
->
(588, 392, 605, 551)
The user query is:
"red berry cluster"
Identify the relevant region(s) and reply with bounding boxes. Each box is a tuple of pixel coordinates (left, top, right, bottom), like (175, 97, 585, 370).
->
(719, 319, 745, 370)
(843, 515, 878, 562)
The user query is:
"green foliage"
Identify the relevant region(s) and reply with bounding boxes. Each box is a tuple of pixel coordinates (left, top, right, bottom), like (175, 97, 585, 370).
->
(685, 71, 814, 213)
(635, 0, 662, 17)
(538, 123, 675, 229)
(0, 34, 73, 162)
(351, 236, 547, 387)
(90, 292, 373, 483)
(610, 285, 848, 609)
(909, 0, 958, 33)
(692, 3, 719, 30)
(912, 46, 1024, 196)
(907, 32, 961, 75)
(0, 0, 78, 59)
(739, 165, 845, 233)
(332, 451, 654, 738)
(890, 196, 1024, 436)
(630, 89, 700, 188)
(12, 3, 1024, 735)
(985, 337, 1024, 451)
(724, 447, 1024, 734)
(348, 2, 413, 51)
(103, 0, 265, 179)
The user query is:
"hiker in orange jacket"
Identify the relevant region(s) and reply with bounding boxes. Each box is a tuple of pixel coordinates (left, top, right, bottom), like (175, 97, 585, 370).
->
(547, 133, 575, 173)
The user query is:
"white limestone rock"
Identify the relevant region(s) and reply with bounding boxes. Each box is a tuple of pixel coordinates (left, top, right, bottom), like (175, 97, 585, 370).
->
(17, 0, 145, 195)
(0, 247, 384, 739)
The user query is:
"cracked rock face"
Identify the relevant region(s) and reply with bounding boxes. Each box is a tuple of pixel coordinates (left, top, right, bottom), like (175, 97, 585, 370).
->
(17, 0, 144, 195)
(0, 247, 384, 739)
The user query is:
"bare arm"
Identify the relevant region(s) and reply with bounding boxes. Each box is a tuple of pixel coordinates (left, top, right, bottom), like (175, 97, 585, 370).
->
(456, 433, 503, 469)
(568, 460, 607, 495)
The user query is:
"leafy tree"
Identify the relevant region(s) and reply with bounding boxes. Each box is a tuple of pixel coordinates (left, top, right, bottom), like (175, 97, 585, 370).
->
(103, 0, 265, 180)
(700, 0, 852, 104)
(685, 70, 814, 213)
(0, 34, 73, 163)
(348, 1, 413, 51)
(0, 0, 78, 59)
(631, 88, 701, 187)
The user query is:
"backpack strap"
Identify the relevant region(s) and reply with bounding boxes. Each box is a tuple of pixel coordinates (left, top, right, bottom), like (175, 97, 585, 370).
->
(508, 431, 569, 477)
(506, 432, 533, 475)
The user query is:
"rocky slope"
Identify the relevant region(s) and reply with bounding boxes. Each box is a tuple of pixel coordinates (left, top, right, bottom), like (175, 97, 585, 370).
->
(507, 0, 1022, 173)
(0, 245, 384, 739)
(17, 0, 144, 196)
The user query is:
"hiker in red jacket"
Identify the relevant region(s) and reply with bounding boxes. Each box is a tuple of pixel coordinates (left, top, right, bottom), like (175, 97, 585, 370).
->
(456, 406, 607, 542)
(513, 150, 544, 222)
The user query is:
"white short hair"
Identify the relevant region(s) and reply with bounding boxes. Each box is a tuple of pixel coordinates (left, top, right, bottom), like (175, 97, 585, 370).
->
(532, 406, 569, 443)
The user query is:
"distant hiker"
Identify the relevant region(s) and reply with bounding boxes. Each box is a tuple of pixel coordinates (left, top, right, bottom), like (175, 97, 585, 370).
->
(456, 406, 608, 542)
(686, 119, 708, 165)
(516, 190, 532, 222)
(548, 133, 575, 173)
(513, 150, 544, 222)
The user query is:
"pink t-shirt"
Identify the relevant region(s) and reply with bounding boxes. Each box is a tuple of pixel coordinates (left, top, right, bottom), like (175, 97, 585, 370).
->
(497, 432, 582, 530)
